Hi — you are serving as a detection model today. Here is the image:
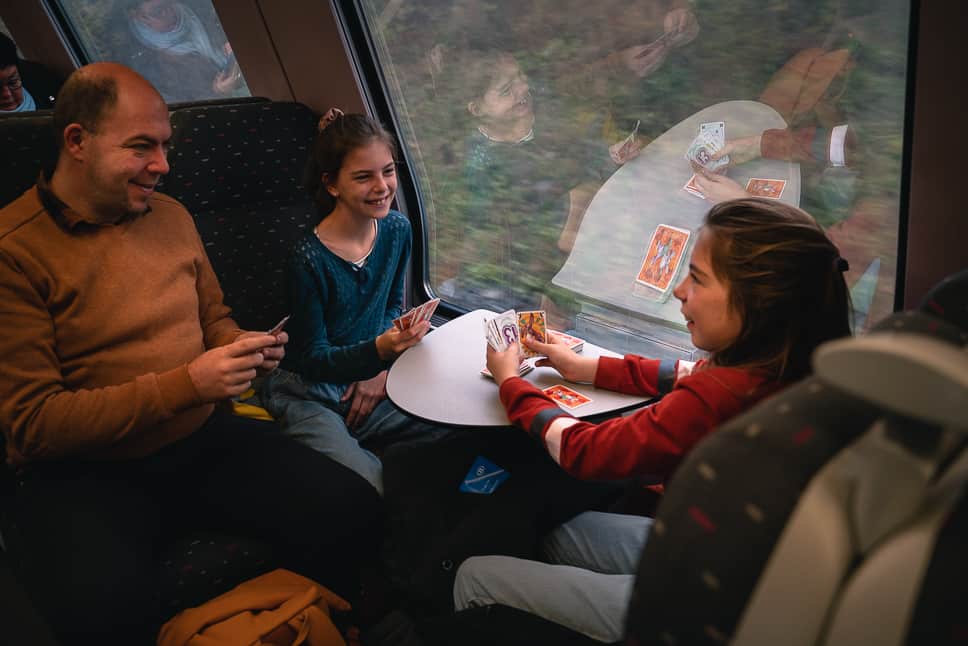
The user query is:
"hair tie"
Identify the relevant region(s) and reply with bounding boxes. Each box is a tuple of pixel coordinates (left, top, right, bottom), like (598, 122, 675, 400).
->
(318, 107, 344, 132)
(834, 256, 849, 273)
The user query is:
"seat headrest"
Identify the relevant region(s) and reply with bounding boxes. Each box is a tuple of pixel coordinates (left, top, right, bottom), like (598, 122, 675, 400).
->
(920, 268, 968, 330)
(813, 312, 968, 429)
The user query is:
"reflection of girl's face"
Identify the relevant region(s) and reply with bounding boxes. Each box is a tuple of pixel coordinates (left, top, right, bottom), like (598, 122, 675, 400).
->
(134, 0, 179, 32)
(470, 58, 533, 127)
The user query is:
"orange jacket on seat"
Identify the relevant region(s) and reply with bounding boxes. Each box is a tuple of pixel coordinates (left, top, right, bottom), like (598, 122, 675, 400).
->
(157, 569, 350, 646)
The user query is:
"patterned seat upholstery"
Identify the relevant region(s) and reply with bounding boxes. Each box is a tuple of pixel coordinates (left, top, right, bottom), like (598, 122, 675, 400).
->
(164, 101, 320, 331)
(625, 296, 968, 646)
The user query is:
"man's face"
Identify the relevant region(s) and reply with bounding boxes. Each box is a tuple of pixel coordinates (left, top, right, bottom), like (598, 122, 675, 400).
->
(0, 65, 25, 111)
(81, 88, 172, 218)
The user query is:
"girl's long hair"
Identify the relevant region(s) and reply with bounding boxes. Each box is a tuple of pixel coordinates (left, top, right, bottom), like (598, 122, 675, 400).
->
(704, 198, 852, 381)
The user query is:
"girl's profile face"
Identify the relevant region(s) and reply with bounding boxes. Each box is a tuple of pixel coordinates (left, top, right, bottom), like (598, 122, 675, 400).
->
(469, 57, 533, 127)
(673, 229, 742, 353)
(326, 140, 397, 221)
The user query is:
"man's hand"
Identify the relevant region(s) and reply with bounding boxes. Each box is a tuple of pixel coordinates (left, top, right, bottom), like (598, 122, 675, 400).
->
(485, 342, 525, 386)
(375, 321, 430, 361)
(235, 330, 288, 374)
(342, 370, 388, 430)
(187, 335, 277, 402)
(529, 332, 600, 383)
(692, 168, 751, 204)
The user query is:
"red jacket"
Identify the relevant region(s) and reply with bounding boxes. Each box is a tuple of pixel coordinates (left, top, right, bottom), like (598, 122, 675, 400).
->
(499, 356, 780, 482)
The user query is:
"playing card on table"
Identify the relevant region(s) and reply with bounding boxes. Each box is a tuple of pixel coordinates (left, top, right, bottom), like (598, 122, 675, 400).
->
(542, 384, 592, 410)
(745, 178, 786, 199)
(516, 310, 547, 358)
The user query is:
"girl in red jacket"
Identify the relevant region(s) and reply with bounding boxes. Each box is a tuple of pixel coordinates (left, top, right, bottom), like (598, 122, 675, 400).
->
(454, 197, 852, 643)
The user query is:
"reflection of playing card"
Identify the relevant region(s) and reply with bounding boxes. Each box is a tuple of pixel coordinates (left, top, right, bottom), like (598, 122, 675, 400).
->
(685, 122, 728, 173)
(700, 121, 726, 150)
(542, 384, 592, 410)
(516, 310, 547, 358)
(683, 174, 704, 199)
(636, 224, 691, 292)
(745, 178, 786, 199)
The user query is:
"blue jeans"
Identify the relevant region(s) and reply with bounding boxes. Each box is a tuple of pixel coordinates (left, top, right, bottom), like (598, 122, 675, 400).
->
(453, 511, 653, 642)
(261, 369, 450, 495)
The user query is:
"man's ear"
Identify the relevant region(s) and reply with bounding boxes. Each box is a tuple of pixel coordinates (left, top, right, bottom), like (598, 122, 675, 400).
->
(62, 123, 87, 160)
(467, 101, 481, 117)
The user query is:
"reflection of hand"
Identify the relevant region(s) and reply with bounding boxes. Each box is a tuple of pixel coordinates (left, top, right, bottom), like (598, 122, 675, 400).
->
(342, 370, 387, 429)
(663, 8, 700, 48)
(486, 342, 524, 385)
(213, 63, 242, 94)
(375, 321, 430, 361)
(530, 333, 599, 383)
(618, 40, 670, 79)
(712, 135, 762, 166)
(692, 168, 750, 204)
(609, 134, 646, 165)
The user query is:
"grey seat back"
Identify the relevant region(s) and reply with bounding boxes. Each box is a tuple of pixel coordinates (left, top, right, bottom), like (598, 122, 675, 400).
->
(626, 301, 968, 646)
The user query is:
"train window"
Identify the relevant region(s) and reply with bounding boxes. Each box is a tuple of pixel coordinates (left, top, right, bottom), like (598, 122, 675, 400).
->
(354, 1, 911, 355)
(51, 0, 250, 104)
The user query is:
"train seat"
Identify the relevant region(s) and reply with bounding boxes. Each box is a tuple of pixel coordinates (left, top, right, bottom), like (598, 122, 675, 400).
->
(163, 99, 319, 331)
(625, 290, 968, 645)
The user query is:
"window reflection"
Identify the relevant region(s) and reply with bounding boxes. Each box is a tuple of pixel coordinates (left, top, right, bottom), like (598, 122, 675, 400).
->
(362, 0, 910, 340)
(55, 0, 250, 104)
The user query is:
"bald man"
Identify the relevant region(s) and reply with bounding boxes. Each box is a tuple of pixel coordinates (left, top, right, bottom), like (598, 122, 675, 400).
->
(0, 64, 381, 644)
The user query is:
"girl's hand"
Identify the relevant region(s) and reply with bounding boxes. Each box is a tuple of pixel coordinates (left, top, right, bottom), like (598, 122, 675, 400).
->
(711, 135, 762, 167)
(485, 343, 524, 385)
(342, 370, 387, 429)
(692, 168, 750, 204)
(375, 321, 430, 361)
(528, 332, 599, 383)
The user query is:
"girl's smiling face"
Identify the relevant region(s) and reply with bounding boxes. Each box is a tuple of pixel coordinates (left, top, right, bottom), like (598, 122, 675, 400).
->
(673, 228, 742, 353)
(325, 139, 397, 220)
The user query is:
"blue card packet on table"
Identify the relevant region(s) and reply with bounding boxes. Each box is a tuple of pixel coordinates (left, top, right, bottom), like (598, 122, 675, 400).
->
(460, 456, 510, 494)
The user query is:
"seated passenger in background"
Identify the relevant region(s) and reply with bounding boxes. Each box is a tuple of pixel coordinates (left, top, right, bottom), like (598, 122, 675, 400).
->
(121, 0, 246, 102)
(260, 109, 449, 497)
(454, 198, 852, 643)
(0, 64, 381, 645)
(440, 48, 621, 327)
(0, 32, 65, 112)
